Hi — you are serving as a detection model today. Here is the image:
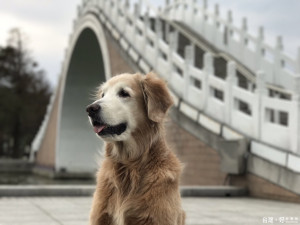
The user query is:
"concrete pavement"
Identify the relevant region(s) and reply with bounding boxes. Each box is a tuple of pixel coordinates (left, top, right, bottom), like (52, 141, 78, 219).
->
(0, 196, 299, 225)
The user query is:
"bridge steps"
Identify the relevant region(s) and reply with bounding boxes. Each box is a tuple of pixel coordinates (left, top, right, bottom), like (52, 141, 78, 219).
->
(0, 159, 33, 173)
(0, 185, 247, 197)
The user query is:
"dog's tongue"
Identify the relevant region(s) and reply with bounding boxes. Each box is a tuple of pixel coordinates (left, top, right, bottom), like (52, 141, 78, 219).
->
(93, 125, 105, 133)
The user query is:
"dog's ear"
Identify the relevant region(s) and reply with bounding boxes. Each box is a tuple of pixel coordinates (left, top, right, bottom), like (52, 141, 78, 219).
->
(141, 72, 174, 122)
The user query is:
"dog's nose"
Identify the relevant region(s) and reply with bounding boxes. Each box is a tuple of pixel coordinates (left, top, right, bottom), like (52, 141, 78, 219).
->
(86, 103, 101, 116)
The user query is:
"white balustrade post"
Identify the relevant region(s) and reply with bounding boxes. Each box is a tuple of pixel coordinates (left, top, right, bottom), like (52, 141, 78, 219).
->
(77, 5, 82, 18)
(167, 31, 179, 80)
(256, 26, 264, 71)
(144, 8, 150, 36)
(201, 0, 208, 34)
(184, 45, 195, 99)
(292, 77, 300, 154)
(133, 2, 141, 42)
(202, 52, 214, 111)
(155, 17, 163, 40)
(191, 0, 198, 27)
(273, 92, 281, 124)
(240, 17, 247, 61)
(82, 0, 87, 10)
(185, 0, 192, 24)
(124, 0, 130, 16)
(115, 1, 124, 33)
(165, 21, 170, 43)
(179, 0, 185, 21)
(185, 44, 195, 66)
(107, 0, 114, 19)
(103, 0, 110, 16)
(142, 9, 151, 64)
(212, 4, 219, 45)
(173, 0, 179, 20)
(169, 31, 179, 53)
(182, 0, 187, 23)
(214, 4, 220, 23)
(224, 10, 233, 49)
(165, 0, 170, 19)
(254, 71, 267, 140)
(274, 36, 283, 84)
(297, 47, 300, 74)
(111, 0, 119, 25)
(158, 6, 162, 17)
(225, 61, 236, 125)
(72, 18, 77, 31)
(168, 0, 175, 20)
(123, 0, 130, 33)
(154, 18, 163, 69)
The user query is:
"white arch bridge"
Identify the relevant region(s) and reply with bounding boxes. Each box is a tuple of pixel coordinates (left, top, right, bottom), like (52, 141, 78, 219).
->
(31, 0, 300, 200)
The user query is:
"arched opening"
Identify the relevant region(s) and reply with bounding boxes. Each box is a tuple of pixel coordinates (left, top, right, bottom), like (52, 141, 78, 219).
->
(57, 28, 106, 174)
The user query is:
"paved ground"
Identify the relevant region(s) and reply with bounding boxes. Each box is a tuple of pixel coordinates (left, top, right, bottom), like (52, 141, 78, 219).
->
(0, 197, 299, 225)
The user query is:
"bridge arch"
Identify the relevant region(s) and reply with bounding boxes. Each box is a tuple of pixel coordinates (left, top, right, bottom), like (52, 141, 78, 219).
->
(56, 15, 111, 174)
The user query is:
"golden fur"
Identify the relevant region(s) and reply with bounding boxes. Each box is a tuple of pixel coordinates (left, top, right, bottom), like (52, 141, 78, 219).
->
(89, 73, 185, 225)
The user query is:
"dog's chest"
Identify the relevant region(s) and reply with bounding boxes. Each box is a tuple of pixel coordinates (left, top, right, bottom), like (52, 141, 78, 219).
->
(113, 163, 141, 195)
(108, 164, 143, 224)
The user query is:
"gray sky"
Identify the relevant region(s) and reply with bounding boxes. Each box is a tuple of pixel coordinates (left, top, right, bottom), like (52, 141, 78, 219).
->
(0, 0, 299, 87)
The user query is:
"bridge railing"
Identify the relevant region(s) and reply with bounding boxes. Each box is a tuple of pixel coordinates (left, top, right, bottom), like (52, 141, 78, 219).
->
(30, 91, 56, 161)
(78, 0, 300, 157)
(164, 0, 300, 92)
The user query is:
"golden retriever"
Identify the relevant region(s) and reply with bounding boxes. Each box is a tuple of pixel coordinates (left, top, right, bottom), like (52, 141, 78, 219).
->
(86, 72, 185, 225)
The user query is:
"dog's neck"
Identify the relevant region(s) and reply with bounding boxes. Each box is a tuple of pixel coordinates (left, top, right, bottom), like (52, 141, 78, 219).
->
(106, 122, 166, 165)
(104, 122, 171, 196)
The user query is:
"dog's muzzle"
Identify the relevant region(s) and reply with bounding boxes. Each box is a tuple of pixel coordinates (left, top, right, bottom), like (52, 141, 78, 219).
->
(86, 103, 127, 136)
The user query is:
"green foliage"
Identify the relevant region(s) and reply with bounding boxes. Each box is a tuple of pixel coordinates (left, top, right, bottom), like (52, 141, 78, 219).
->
(0, 28, 52, 158)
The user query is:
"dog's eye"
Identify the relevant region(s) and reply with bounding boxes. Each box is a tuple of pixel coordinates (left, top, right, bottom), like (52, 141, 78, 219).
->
(118, 89, 130, 98)
(101, 93, 105, 98)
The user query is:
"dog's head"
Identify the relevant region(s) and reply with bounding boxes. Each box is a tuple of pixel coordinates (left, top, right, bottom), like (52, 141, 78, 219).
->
(86, 72, 173, 143)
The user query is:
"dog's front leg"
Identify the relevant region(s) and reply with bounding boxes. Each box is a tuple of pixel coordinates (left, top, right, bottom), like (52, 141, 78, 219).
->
(91, 213, 113, 225)
(124, 216, 154, 225)
(90, 188, 114, 225)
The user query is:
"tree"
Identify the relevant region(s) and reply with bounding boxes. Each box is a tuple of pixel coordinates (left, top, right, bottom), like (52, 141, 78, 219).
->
(0, 28, 52, 158)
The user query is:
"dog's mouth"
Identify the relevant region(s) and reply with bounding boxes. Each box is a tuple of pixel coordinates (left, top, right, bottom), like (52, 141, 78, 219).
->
(92, 120, 127, 136)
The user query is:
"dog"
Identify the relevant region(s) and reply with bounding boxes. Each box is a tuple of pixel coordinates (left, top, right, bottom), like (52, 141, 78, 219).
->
(86, 72, 185, 225)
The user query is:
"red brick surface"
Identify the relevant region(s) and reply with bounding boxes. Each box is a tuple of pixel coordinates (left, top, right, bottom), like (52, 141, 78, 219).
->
(164, 117, 227, 185)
